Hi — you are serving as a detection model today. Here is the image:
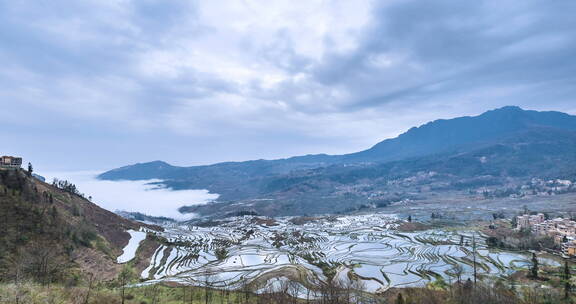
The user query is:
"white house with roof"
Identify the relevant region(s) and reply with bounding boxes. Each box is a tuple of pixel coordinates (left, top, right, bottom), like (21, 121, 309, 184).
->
(0, 156, 22, 169)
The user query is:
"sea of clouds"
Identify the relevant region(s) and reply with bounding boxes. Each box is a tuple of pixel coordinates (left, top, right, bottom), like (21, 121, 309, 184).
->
(41, 171, 219, 221)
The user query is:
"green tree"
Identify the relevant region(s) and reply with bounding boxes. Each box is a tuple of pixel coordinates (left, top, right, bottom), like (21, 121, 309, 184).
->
(565, 260, 571, 299)
(396, 292, 405, 304)
(215, 247, 228, 260)
(530, 253, 539, 279)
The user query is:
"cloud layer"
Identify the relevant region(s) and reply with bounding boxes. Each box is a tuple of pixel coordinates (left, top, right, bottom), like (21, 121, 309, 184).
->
(42, 171, 218, 220)
(2, 0, 575, 170)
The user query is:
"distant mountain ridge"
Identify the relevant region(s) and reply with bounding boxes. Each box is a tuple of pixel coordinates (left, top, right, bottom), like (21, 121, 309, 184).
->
(347, 106, 576, 162)
(99, 106, 576, 217)
(100, 106, 576, 181)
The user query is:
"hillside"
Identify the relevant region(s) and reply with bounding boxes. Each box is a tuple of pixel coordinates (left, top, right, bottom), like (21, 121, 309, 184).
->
(99, 155, 341, 201)
(182, 127, 576, 218)
(99, 106, 576, 217)
(0, 169, 160, 283)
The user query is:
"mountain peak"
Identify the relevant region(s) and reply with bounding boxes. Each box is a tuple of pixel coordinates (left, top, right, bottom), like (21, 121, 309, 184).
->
(143, 160, 172, 167)
(492, 105, 523, 112)
(99, 160, 177, 180)
(481, 105, 526, 118)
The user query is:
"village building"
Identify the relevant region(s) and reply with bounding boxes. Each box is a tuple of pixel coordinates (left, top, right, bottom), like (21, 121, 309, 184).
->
(565, 243, 576, 257)
(516, 213, 545, 230)
(517, 213, 576, 257)
(0, 156, 22, 169)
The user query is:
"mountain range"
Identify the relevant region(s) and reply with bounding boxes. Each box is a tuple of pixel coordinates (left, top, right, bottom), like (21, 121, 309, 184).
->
(99, 106, 576, 218)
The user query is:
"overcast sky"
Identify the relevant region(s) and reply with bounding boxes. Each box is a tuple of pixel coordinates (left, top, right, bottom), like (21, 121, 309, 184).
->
(2, 0, 575, 171)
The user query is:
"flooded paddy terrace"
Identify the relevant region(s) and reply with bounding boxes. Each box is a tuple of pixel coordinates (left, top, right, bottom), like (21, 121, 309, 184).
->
(138, 213, 559, 293)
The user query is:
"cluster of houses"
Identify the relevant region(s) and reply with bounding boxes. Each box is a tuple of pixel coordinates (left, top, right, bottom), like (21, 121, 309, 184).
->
(0, 155, 22, 169)
(516, 213, 576, 256)
(477, 178, 575, 199)
(525, 178, 574, 195)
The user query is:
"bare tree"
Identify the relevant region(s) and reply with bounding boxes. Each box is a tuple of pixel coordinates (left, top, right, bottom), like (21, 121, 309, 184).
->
(117, 265, 136, 304)
(151, 285, 160, 304)
(182, 273, 196, 304)
(350, 279, 366, 304)
(472, 234, 478, 285)
(287, 279, 303, 304)
(200, 268, 219, 304)
(4, 248, 26, 304)
(453, 264, 464, 284)
(240, 277, 252, 304)
(83, 273, 95, 304)
(564, 260, 571, 299)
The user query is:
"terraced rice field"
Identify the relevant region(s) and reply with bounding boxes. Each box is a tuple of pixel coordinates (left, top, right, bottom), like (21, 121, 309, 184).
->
(135, 214, 559, 293)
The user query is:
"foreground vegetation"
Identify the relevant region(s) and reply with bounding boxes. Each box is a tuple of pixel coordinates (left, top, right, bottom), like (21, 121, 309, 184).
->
(2, 256, 575, 304)
(0, 277, 573, 304)
(0, 282, 263, 304)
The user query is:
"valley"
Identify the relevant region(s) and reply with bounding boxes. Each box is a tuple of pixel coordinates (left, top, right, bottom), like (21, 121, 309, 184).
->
(2, 162, 576, 303)
(99, 107, 576, 219)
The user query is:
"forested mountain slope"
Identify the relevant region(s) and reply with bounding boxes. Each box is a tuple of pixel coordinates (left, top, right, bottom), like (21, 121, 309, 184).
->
(0, 169, 159, 283)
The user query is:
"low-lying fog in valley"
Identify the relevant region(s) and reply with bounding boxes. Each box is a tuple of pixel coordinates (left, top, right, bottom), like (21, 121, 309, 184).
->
(41, 171, 219, 220)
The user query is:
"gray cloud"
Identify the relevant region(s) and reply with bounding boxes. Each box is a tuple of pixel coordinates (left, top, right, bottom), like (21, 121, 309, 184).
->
(311, 0, 576, 111)
(1, 0, 574, 171)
